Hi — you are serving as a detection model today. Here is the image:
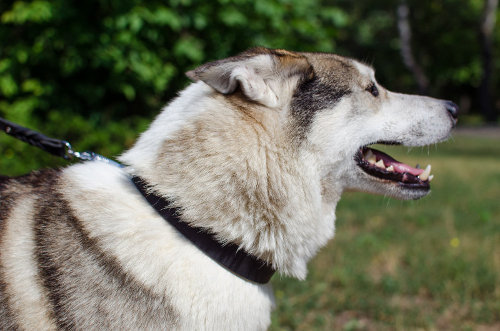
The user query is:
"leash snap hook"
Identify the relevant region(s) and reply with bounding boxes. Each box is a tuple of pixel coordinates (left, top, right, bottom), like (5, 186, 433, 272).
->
(63, 141, 123, 167)
(64, 141, 93, 161)
(63, 141, 79, 160)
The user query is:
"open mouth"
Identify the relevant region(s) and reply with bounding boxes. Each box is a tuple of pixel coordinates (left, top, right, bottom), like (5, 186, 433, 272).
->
(355, 142, 433, 190)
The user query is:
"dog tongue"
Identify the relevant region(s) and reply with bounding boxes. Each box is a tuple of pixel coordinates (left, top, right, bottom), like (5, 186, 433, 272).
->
(371, 148, 424, 176)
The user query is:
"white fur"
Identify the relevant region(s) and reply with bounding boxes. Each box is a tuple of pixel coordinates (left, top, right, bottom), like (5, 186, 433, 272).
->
(0, 197, 56, 330)
(115, 55, 453, 329)
(120, 82, 212, 175)
(61, 162, 274, 330)
(0, 50, 456, 330)
(121, 94, 335, 279)
(308, 62, 455, 199)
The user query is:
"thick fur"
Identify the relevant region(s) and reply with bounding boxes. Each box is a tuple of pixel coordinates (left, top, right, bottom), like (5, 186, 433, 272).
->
(0, 48, 456, 330)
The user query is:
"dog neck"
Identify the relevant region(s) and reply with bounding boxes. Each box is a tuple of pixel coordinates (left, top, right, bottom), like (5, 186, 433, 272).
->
(120, 83, 341, 279)
(130, 176, 276, 283)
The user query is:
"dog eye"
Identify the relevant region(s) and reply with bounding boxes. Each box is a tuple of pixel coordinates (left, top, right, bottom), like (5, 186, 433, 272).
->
(366, 84, 379, 97)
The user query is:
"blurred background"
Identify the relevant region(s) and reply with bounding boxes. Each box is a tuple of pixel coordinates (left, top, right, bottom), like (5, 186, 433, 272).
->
(0, 0, 498, 329)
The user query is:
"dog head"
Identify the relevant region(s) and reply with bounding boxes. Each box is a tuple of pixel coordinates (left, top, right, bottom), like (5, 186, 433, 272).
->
(186, 48, 457, 201)
(121, 48, 457, 276)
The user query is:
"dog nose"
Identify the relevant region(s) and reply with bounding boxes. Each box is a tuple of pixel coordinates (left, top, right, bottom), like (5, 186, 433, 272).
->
(444, 101, 459, 127)
(445, 101, 459, 120)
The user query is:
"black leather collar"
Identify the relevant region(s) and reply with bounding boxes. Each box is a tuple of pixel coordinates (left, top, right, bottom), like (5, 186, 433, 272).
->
(131, 176, 275, 284)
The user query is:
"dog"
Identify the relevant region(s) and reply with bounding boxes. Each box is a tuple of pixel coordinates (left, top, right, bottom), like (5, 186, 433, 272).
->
(0, 48, 457, 330)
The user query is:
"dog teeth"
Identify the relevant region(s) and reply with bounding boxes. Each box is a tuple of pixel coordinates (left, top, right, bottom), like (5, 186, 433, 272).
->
(375, 159, 386, 169)
(365, 149, 376, 164)
(428, 175, 434, 182)
(386, 165, 394, 172)
(419, 164, 432, 181)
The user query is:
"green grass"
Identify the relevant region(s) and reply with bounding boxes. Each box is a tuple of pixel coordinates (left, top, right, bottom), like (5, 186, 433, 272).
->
(270, 134, 500, 331)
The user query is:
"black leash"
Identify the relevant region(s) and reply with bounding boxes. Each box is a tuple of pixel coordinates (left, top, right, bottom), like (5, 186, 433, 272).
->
(0, 117, 122, 166)
(1, 117, 275, 283)
(1, 117, 70, 159)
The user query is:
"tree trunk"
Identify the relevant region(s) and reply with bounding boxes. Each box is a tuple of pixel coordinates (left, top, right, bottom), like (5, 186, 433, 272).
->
(397, 1, 429, 94)
(479, 0, 498, 123)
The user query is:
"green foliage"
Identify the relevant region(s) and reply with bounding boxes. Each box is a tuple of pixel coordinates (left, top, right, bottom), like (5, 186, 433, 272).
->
(0, 0, 498, 174)
(0, 0, 346, 174)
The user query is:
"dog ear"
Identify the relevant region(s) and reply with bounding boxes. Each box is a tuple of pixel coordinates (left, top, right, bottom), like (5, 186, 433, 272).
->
(186, 48, 313, 108)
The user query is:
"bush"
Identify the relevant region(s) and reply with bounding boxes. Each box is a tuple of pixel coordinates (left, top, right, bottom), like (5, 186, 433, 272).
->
(0, 0, 346, 175)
